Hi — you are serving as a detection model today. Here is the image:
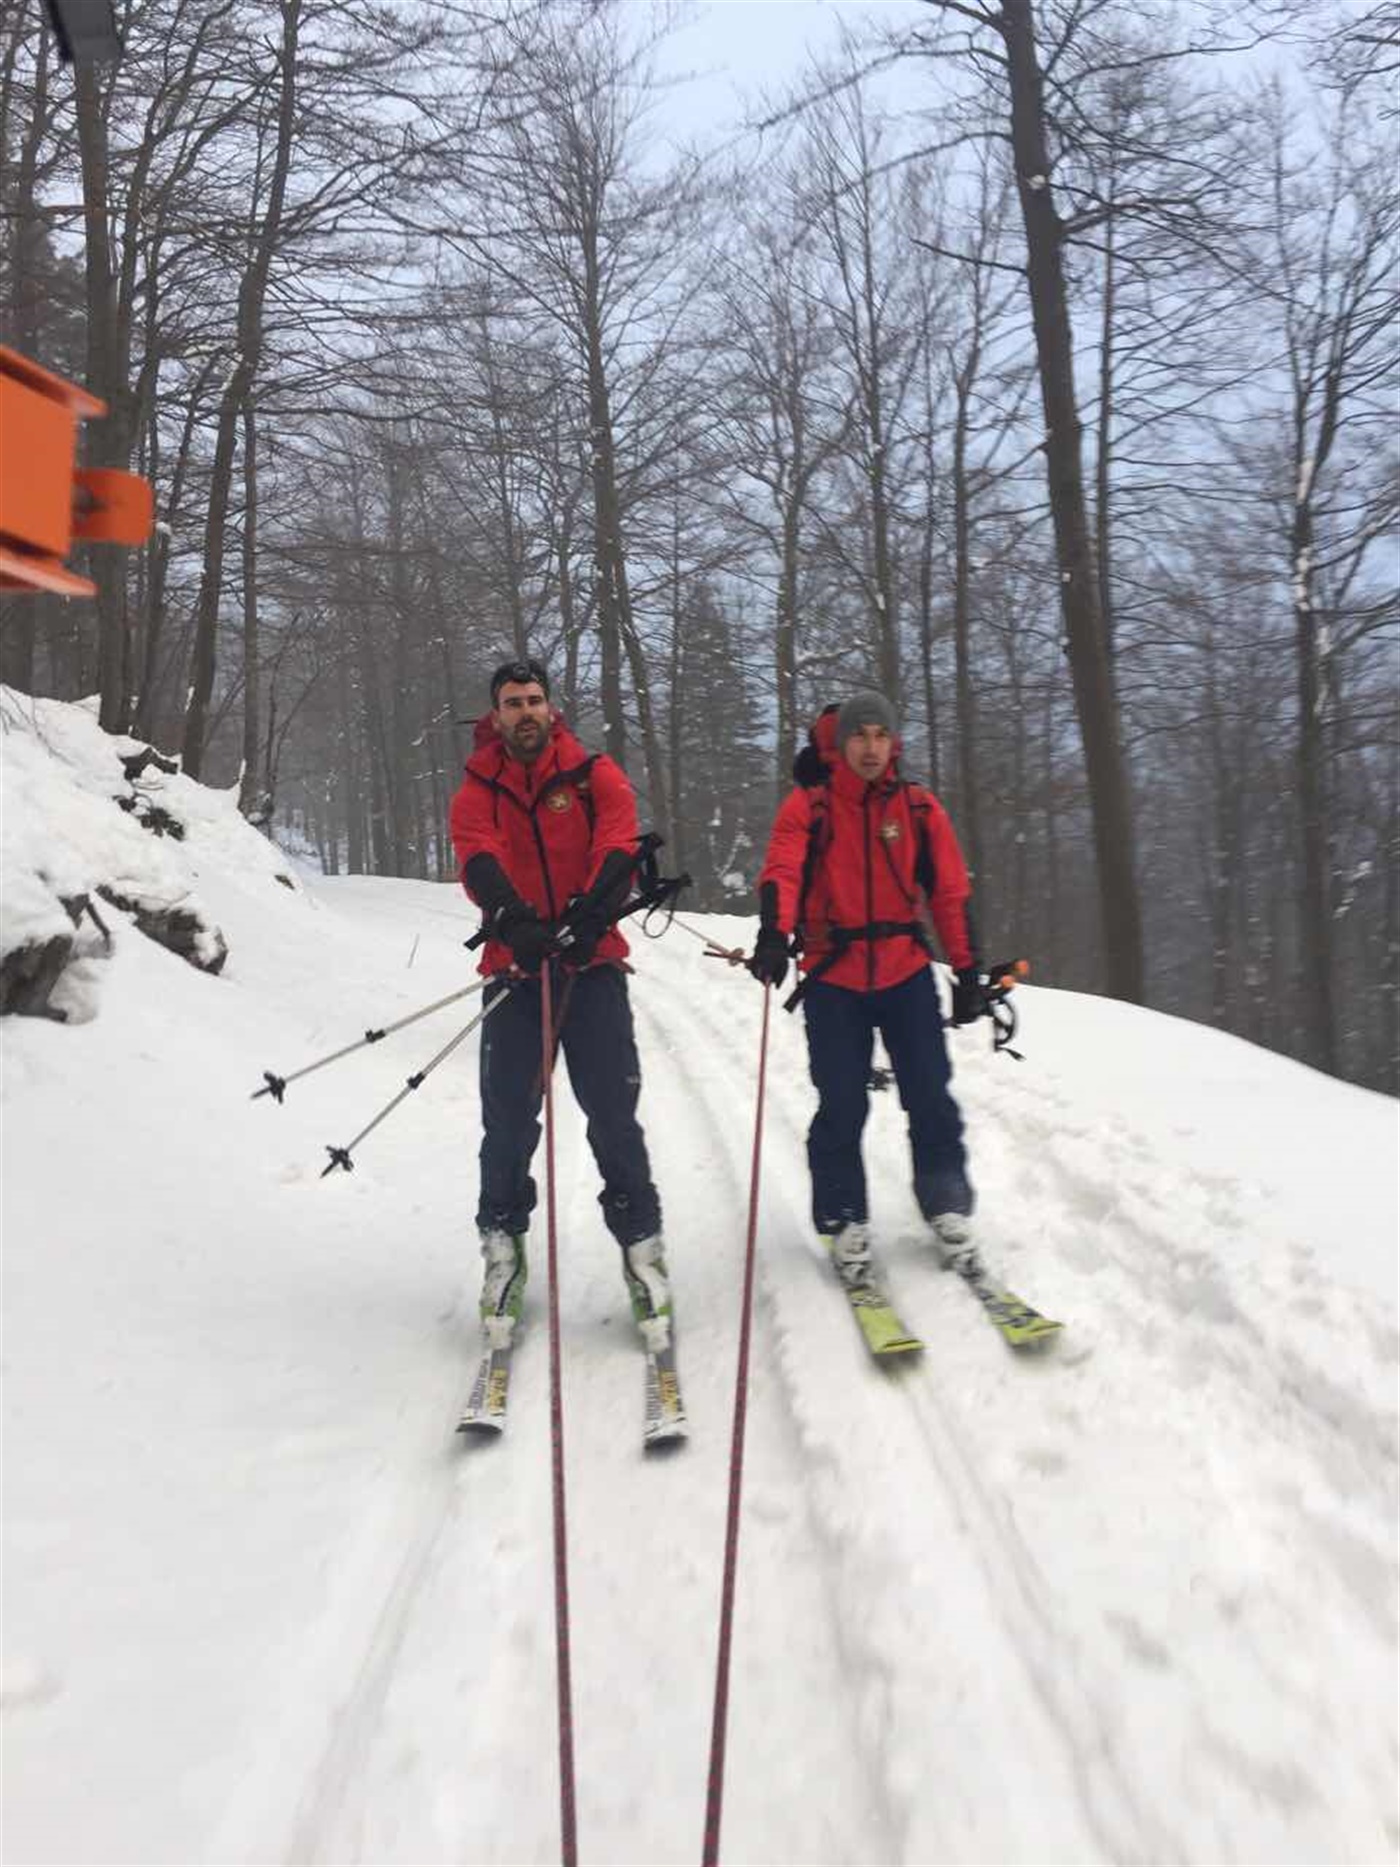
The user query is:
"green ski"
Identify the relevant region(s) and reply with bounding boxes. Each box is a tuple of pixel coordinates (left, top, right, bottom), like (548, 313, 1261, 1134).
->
(847, 1282, 924, 1358)
(851, 1291, 925, 1366)
(822, 1231, 923, 1359)
(957, 1268, 1062, 1348)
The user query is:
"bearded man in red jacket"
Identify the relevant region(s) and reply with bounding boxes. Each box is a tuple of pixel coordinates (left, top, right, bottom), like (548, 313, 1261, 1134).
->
(750, 691, 987, 1288)
(449, 658, 669, 1344)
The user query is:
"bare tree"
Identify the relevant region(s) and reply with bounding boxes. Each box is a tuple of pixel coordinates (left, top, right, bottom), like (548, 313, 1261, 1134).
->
(181, 0, 301, 778)
(1257, 87, 1399, 1070)
(459, 0, 697, 840)
(804, 75, 921, 699)
(709, 174, 851, 790)
(907, 0, 1147, 1002)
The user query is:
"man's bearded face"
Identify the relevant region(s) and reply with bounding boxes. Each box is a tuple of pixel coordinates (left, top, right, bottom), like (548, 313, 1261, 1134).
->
(494, 681, 550, 762)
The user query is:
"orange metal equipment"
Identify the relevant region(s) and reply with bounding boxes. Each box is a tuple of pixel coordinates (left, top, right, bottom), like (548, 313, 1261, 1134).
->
(0, 344, 153, 596)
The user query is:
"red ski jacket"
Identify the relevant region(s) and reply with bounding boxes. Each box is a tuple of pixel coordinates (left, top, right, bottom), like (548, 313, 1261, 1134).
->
(758, 717, 976, 993)
(449, 715, 638, 976)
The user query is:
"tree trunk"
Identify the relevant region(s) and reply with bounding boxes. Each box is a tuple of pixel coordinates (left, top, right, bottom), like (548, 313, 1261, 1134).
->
(917, 352, 942, 794)
(583, 309, 629, 768)
(866, 383, 899, 697)
(999, 0, 1145, 1004)
(133, 356, 214, 740)
(951, 368, 982, 881)
(1291, 483, 1336, 1071)
(237, 397, 266, 822)
(482, 320, 528, 658)
(621, 614, 672, 844)
(1203, 629, 1240, 1028)
(385, 444, 416, 873)
(74, 56, 130, 732)
(0, 16, 54, 693)
(668, 504, 686, 873)
(1382, 786, 1399, 1096)
(856, 160, 898, 695)
(556, 479, 581, 719)
(1007, 629, 1028, 943)
(775, 499, 801, 793)
(413, 467, 465, 781)
(181, 0, 300, 780)
(1094, 163, 1117, 681)
(337, 619, 365, 873)
(1042, 676, 1062, 976)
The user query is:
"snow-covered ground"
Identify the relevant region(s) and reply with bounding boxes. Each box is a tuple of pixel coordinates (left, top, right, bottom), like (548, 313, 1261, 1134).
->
(3, 697, 1398, 1866)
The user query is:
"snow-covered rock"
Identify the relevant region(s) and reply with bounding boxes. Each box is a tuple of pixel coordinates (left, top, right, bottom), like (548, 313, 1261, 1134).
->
(0, 689, 298, 1017)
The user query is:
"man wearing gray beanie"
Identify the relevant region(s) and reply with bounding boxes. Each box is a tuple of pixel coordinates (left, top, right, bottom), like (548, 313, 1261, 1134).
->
(749, 686, 993, 1341)
(835, 690, 897, 745)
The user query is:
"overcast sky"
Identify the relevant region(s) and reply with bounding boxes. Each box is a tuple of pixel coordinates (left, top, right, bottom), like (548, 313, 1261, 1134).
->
(651, 0, 928, 152)
(643, 0, 1326, 164)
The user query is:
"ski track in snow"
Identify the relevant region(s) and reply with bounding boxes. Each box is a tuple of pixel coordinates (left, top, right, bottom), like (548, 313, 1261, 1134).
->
(638, 932, 1398, 1867)
(634, 987, 906, 1867)
(643, 974, 1150, 1864)
(223, 995, 895, 1867)
(215, 1328, 473, 1863)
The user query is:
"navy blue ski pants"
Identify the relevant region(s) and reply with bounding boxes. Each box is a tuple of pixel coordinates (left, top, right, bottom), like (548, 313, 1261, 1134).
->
(803, 966, 972, 1235)
(476, 962, 662, 1247)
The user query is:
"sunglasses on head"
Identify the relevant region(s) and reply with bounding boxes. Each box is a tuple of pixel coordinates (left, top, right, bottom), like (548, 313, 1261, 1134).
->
(490, 658, 550, 703)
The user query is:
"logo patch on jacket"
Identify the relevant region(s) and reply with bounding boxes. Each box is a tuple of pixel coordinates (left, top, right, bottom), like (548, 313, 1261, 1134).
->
(546, 789, 573, 812)
(879, 820, 902, 842)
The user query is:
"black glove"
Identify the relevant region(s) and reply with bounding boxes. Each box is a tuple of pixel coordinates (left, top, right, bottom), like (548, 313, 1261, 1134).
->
(950, 966, 987, 1026)
(749, 925, 792, 989)
(749, 880, 791, 988)
(559, 902, 608, 969)
(558, 849, 634, 969)
(495, 902, 557, 974)
(463, 853, 521, 917)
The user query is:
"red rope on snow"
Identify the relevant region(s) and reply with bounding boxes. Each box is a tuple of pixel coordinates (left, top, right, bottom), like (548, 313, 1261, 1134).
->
(702, 983, 773, 1867)
(541, 960, 578, 1867)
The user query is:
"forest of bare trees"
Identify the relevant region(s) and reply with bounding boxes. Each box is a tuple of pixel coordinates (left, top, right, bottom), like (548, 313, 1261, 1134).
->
(2, 0, 1396, 1092)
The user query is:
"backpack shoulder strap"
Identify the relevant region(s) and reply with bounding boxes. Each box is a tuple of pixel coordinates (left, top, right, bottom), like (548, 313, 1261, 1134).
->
(905, 786, 936, 895)
(570, 756, 597, 831)
(796, 784, 830, 930)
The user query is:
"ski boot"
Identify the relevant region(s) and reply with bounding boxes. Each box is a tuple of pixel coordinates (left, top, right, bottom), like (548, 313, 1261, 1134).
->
(478, 1230, 527, 1345)
(822, 1221, 874, 1291)
(621, 1235, 673, 1349)
(930, 1212, 982, 1278)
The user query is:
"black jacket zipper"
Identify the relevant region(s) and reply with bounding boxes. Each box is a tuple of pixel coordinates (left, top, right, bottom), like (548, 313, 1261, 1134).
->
(529, 806, 558, 918)
(477, 755, 562, 920)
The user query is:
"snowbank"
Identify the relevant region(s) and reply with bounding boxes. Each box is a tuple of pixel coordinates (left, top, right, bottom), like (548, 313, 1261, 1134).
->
(0, 688, 298, 1017)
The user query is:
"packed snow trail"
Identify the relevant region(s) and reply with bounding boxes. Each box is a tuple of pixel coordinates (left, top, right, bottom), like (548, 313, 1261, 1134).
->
(636, 925, 1398, 1866)
(3, 727, 1396, 1867)
(3, 879, 899, 1865)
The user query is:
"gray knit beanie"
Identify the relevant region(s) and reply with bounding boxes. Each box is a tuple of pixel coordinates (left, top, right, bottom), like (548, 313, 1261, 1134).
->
(836, 690, 897, 744)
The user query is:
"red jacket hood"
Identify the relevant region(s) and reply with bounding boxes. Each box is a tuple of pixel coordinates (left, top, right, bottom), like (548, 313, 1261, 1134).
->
(796, 703, 905, 789)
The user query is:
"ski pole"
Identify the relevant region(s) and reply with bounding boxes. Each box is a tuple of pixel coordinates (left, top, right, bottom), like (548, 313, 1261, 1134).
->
(666, 910, 748, 967)
(253, 977, 493, 1104)
(540, 960, 579, 1867)
(320, 981, 515, 1176)
(531, 965, 578, 1097)
(702, 982, 773, 1867)
(622, 830, 692, 932)
(465, 834, 691, 959)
